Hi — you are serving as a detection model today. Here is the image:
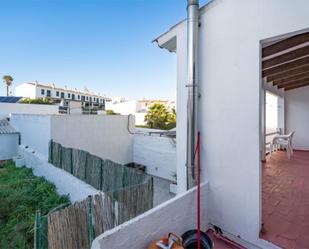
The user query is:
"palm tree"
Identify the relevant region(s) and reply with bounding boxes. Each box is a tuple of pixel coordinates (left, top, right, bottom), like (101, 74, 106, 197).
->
(3, 75, 13, 96)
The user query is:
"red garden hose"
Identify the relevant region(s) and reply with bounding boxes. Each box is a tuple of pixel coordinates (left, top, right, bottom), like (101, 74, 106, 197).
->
(194, 131, 201, 249)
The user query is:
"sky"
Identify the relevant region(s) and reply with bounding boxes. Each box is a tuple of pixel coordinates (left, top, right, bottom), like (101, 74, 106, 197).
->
(0, 0, 209, 100)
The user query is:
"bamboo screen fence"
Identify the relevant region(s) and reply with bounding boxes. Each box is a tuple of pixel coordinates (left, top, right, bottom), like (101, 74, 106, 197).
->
(33, 141, 154, 249)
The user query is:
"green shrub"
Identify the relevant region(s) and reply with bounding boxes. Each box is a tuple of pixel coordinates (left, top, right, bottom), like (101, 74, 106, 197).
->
(0, 161, 69, 249)
(19, 98, 54, 105)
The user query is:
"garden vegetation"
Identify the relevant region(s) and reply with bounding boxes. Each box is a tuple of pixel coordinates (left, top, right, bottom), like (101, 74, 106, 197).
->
(0, 161, 69, 249)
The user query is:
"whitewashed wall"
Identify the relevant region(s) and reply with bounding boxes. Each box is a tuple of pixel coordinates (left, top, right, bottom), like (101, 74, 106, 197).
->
(15, 83, 36, 98)
(0, 134, 19, 160)
(0, 103, 58, 119)
(51, 115, 134, 164)
(106, 100, 140, 114)
(157, 0, 309, 247)
(285, 85, 309, 150)
(10, 114, 52, 158)
(91, 182, 208, 249)
(133, 133, 176, 181)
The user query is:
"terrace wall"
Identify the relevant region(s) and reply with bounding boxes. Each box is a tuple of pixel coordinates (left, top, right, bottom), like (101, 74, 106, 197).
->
(0, 103, 58, 119)
(133, 132, 176, 181)
(10, 114, 134, 164)
(11, 114, 52, 157)
(285, 85, 309, 150)
(51, 115, 134, 164)
(91, 182, 208, 249)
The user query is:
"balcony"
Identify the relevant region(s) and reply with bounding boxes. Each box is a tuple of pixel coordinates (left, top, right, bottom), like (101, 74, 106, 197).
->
(261, 150, 309, 248)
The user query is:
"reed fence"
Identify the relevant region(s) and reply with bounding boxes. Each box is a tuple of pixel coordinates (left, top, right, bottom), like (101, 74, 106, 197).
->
(33, 140, 154, 249)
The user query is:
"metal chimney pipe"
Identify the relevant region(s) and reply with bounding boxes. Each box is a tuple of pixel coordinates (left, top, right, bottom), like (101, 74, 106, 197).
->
(186, 0, 199, 189)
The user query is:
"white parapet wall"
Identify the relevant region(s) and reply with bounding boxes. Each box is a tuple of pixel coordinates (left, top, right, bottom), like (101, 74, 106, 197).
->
(91, 182, 208, 249)
(10, 114, 52, 158)
(51, 115, 134, 164)
(18, 145, 100, 202)
(133, 131, 176, 181)
(10, 114, 135, 164)
(0, 103, 59, 119)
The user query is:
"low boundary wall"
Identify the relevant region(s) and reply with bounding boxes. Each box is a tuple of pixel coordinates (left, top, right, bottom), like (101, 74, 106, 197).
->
(91, 182, 209, 249)
(133, 133, 176, 181)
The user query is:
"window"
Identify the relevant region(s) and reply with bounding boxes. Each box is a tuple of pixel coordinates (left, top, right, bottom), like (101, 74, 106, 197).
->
(78, 95, 80, 100)
(56, 91, 59, 97)
(81, 96, 85, 101)
(41, 89, 45, 95)
(61, 92, 64, 98)
(68, 93, 71, 98)
(72, 94, 75, 100)
(86, 96, 88, 101)
(46, 90, 51, 97)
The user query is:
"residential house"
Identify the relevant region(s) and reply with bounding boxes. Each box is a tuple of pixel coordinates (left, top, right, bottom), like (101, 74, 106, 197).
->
(15, 82, 110, 113)
(92, 1, 309, 249)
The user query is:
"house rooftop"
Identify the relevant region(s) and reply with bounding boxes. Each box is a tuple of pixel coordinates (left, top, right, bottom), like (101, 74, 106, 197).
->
(22, 82, 111, 100)
(0, 119, 18, 134)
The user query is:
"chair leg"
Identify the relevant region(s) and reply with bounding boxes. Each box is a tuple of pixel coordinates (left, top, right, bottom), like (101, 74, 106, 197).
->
(287, 145, 291, 160)
(270, 143, 273, 158)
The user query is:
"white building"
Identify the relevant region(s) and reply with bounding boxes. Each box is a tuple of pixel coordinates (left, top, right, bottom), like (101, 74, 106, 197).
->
(15, 82, 109, 112)
(106, 98, 176, 125)
(0, 119, 18, 160)
(92, 1, 309, 249)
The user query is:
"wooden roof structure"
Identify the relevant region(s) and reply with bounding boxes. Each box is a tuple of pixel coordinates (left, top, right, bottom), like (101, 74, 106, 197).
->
(262, 31, 309, 91)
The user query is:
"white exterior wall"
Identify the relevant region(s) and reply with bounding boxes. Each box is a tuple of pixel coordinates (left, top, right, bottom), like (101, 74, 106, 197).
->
(92, 182, 208, 249)
(106, 100, 139, 114)
(15, 83, 36, 98)
(10, 114, 134, 164)
(133, 133, 176, 181)
(51, 115, 134, 164)
(285, 85, 309, 150)
(0, 134, 19, 160)
(106, 100, 147, 125)
(15, 83, 107, 103)
(0, 103, 59, 119)
(10, 114, 52, 158)
(164, 0, 309, 246)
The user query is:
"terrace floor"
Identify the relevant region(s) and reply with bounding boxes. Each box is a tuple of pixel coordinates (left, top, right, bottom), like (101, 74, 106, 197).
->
(261, 150, 309, 249)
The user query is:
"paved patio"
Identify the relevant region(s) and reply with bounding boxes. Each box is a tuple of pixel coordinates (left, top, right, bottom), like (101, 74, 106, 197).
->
(261, 150, 309, 249)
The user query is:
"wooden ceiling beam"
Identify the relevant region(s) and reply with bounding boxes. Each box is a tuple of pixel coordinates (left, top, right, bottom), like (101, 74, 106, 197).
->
(284, 82, 309, 91)
(277, 77, 309, 88)
(272, 71, 309, 85)
(263, 32, 309, 57)
(262, 45, 309, 69)
(262, 56, 309, 77)
(266, 64, 309, 82)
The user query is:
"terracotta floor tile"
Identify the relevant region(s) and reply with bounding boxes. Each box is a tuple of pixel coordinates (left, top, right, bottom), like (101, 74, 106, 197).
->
(261, 151, 309, 249)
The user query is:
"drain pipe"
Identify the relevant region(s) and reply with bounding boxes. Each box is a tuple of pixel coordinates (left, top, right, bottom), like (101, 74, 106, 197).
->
(186, 0, 199, 189)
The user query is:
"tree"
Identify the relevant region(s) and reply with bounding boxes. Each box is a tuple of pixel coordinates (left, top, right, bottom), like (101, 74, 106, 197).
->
(144, 103, 171, 129)
(106, 109, 119, 115)
(2, 75, 13, 96)
(166, 107, 176, 130)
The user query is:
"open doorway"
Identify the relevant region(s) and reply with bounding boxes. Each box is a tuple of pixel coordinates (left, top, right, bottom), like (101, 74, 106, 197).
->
(260, 29, 309, 248)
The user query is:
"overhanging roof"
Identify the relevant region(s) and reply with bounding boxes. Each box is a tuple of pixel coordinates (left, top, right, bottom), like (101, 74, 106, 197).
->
(262, 30, 309, 91)
(152, 0, 216, 52)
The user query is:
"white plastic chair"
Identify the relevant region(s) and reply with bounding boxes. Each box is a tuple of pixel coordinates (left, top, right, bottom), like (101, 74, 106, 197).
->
(270, 131, 295, 159)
